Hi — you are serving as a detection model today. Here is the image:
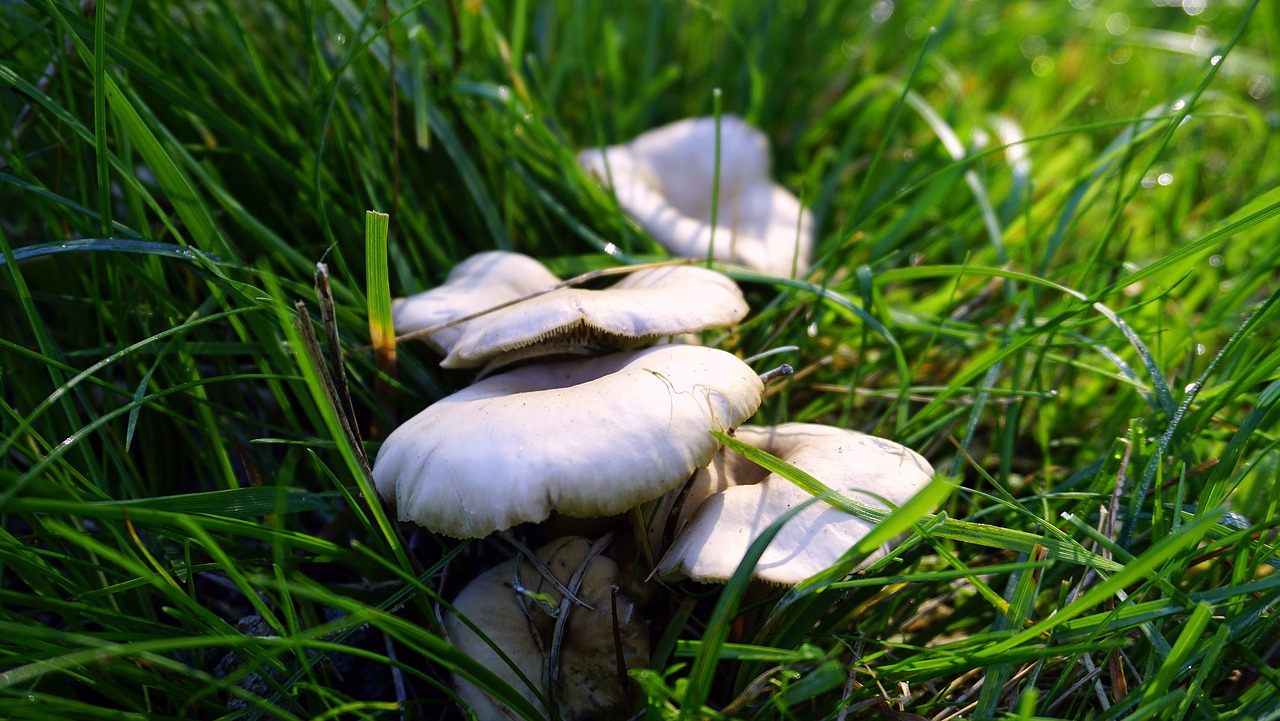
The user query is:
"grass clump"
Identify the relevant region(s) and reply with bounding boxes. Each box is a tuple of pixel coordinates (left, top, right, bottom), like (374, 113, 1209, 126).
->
(2, 0, 1279, 719)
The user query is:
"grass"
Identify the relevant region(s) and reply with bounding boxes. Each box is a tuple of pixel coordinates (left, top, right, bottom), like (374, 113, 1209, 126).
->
(2, 0, 1279, 718)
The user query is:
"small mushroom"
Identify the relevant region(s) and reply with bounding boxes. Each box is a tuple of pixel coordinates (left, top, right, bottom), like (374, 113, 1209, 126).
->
(441, 264, 749, 369)
(390, 251, 560, 355)
(444, 536, 649, 721)
(579, 116, 814, 278)
(372, 345, 764, 538)
(656, 423, 935, 585)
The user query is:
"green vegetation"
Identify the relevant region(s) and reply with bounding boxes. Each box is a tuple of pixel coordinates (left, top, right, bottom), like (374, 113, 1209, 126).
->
(2, 0, 1278, 718)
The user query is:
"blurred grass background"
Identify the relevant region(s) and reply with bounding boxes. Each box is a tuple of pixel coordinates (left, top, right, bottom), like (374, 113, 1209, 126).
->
(2, 0, 1279, 718)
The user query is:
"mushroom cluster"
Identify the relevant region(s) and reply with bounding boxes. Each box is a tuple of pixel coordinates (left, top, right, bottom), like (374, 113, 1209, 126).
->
(376, 168, 930, 717)
(375, 252, 763, 718)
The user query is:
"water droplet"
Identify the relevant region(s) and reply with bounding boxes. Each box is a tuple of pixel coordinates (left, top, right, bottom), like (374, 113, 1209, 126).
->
(903, 148, 916, 161)
(523, 114, 533, 123)
(1020, 35, 1047, 59)
(871, 0, 894, 23)
(1185, 381, 1200, 394)
(1106, 12, 1129, 35)
(1108, 43, 1132, 64)
(1157, 172, 1173, 186)
(497, 85, 511, 102)
(1209, 254, 1223, 267)
(1182, 0, 1206, 16)
(807, 322, 819, 338)
(1195, 343, 1206, 355)
(335, 33, 346, 44)
(1031, 55, 1054, 77)
(1210, 54, 1222, 66)
(909, 252, 925, 266)
(1048, 389, 1060, 397)
(1171, 99, 1187, 112)
(841, 39, 865, 59)
(1141, 176, 1156, 188)
(1189, 25, 1212, 53)
(1247, 75, 1273, 99)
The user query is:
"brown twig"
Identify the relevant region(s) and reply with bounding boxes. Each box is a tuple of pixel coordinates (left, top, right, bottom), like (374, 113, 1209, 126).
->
(315, 264, 365, 456)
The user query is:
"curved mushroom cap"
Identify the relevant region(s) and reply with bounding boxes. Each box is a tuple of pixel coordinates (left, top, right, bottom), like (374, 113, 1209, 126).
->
(579, 116, 813, 278)
(656, 424, 935, 586)
(444, 536, 649, 721)
(441, 264, 749, 369)
(372, 345, 764, 538)
(390, 251, 560, 354)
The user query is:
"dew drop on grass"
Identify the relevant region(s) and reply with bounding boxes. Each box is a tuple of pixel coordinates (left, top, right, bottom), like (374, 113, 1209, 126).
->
(871, 0, 894, 23)
(1158, 173, 1173, 186)
(807, 322, 819, 338)
(1209, 254, 1223, 267)
(1182, 0, 1207, 16)
(335, 33, 346, 44)
(1247, 75, 1273, 99)
(497, 85, 511, 102)
(909, 252, 925, 266)
(1108, 44, 1132, 64)
(1196, 344, 1206, 355)
(1020, 35, 1046, 59)
(1105, 13, 1128, 35)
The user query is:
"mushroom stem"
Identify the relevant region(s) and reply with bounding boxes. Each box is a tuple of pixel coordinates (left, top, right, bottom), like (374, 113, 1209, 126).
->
(758, 363, 794, 384)
(500, 531, 595, 610)
(546, 531, 616, 715)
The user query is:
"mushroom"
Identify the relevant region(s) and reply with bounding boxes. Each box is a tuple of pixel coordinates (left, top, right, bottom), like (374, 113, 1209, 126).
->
(579, 116, 814, 278)
(372, 345, 764, 538)
(654, 423, 935, 586)
(390, 250, 560, 355)
(444, 536, 649, 721)
(441, 264, 749, 370)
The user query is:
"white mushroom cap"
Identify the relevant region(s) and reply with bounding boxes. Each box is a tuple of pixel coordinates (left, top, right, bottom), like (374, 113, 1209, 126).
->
(441, 264, 749, 369)
(444, 536, 649, 721)
(372, 345, 764, 538)
(390, 251, 560, 355)
(579, 116, 814, 278)
(656, 423, 935, 586)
